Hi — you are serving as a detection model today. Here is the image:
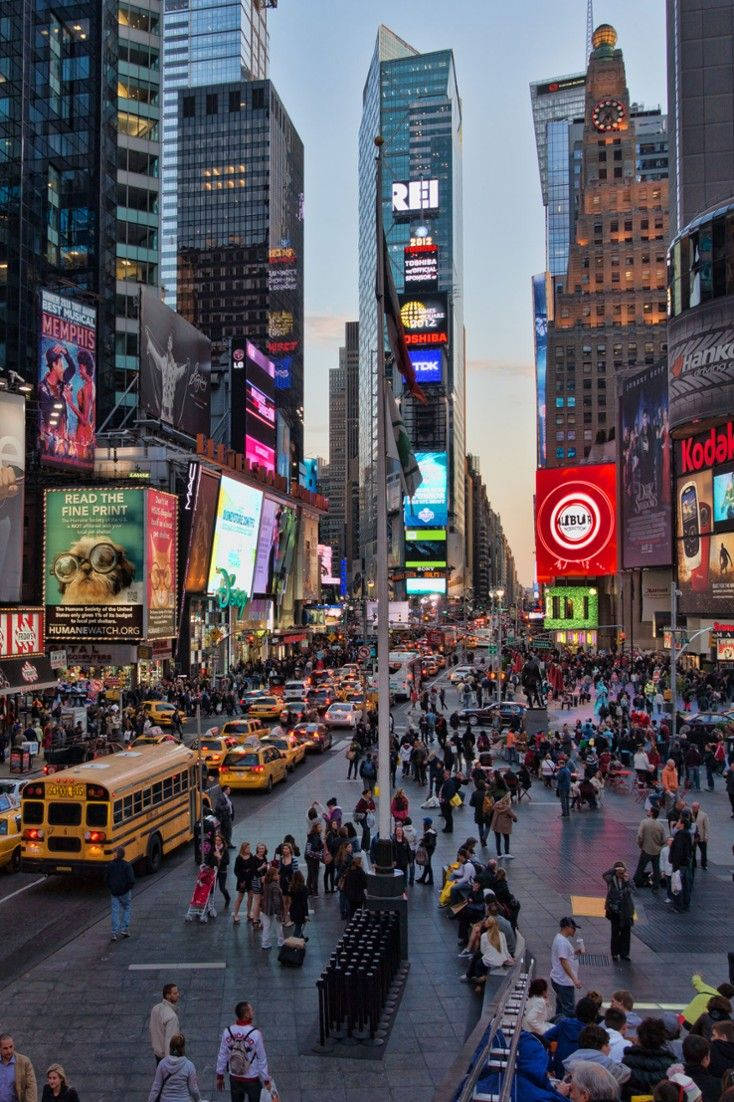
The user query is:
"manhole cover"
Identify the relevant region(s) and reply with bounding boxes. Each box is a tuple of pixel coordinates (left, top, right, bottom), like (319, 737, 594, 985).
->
(579, 953, 611, 967)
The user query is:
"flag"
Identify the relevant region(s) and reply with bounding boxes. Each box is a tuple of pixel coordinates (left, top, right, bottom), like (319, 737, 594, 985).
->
(380, 232, 426, 404)
(384, 378, 422, 498)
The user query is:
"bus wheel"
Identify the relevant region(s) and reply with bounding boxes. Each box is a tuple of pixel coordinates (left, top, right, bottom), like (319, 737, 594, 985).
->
(146, 833, 163, 874)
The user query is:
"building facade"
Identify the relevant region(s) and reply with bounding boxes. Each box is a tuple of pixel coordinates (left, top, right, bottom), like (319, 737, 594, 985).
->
(321, 361, 346, 560)
(465, 455, 520, 609)
(0, 0, 118, 407)
(358, 25, 465, 597)
(160, 0, 268, 307)
(174, 79, 304, 478)
(544, 26, 669, 469)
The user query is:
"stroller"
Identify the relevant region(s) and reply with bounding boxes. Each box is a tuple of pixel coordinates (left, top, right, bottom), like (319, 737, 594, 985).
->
(185, 864, 217, 923)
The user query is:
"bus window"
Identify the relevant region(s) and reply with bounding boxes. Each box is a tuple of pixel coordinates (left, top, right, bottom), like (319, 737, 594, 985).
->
(49, 803, 81, 826)
(163, 777, 173, 800)
(23, 802, 43, 825)
(123, 795, 133, 819)
(133, 791, 143, 814)
(113, 800, 123, 826)
(87, 804, 107, 827)
(142, 788, 152, 810)
(152, 782, 163, 804)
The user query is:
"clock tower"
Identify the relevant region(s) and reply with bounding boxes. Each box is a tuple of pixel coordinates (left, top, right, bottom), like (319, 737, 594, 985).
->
(582, 24, 635, 192)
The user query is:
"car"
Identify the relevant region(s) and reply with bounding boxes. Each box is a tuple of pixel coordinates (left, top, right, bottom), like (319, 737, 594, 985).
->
(141, 700, 187, 729)
(282, 679, 309, 701)
(238, 689, 267, 712)
(0, 793, 21, 872)
(448, 666, 478, 684)
(131, 731, 180, 747)
(324, 701, 359, 729)
(247, 696, 284, 721)
(310, 670, 333, 686)
(457, 702, 527, 726)
(217, 745, 288, 792)
(259, 732, 306, 770)
(219, 719, 268, 743)
(292, 722, 333, 753)
(280, 700, 315, 727)
(0, 779, 26, 807)
(191, 733, 238, 774)
(307, 688, 334, 715)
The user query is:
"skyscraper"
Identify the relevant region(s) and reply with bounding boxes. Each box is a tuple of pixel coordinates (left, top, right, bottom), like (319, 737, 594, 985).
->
(175, 79, 304, 476)
(115, 1, 162, 411)
(0, 1, 118, 404)
(160, 0, 269, 307)
(321, 320, 359, 572)
(357, 25, 465, 597)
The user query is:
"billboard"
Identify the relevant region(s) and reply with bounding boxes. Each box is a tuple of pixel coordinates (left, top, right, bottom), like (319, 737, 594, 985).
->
(0, 393, 25, 602)
(232, 339, 276, 473)
(318, 544, 340, 586)
(399, 293, 449, 347)
(408, 348, 442, 386)
(145, 490, 177, 639)
(543, 585, 599, 630)
(532, 274, 547, 467)
(535, 464, 618, 582)
(139, 287, 211, 438)
(252, 496, 279, 596)
(404, 452, 448, 529)
(675, 420, 734, 614)
(392, 179, 439, 218)
(207, 477, 263, 613)
(272, 505, 298, 605)
(0, 609, 44, 658)
(407, 576, 447, 595)
(183, 465, 220, 594)
(44, 488, 146, 641)
(668, 304, 734, 431)
(39, 290, 96, 470)
(404, 244, 438, 290)
(619, 362, 672, 569)
(405, 528, 447, 570)
(299, 512, 320, 602)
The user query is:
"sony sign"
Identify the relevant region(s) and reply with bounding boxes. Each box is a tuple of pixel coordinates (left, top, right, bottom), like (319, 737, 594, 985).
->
(391, 179, 439, 218)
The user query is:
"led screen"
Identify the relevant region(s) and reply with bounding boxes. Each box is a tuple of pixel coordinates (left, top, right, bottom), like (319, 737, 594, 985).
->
(408, 348, 442, 385)
(207, 476, 263, 601)
(404, 452, 448, 529)
(252, 497, 279, 596)
(535, 464, 617, 582)
(406, 576, 447, 595)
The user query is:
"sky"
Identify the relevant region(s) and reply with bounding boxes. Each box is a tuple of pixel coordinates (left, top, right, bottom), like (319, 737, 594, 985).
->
(268, 0, 667, 584)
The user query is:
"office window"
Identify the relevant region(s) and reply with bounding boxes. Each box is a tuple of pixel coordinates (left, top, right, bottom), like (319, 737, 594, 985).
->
(206, 93, 218, 115)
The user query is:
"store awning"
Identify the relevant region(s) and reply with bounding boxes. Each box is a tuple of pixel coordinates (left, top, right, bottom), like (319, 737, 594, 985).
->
(0, 656, 59, 696)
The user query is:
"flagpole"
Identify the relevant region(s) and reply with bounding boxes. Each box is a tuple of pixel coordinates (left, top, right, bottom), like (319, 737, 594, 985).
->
(374, 136, 392, 859)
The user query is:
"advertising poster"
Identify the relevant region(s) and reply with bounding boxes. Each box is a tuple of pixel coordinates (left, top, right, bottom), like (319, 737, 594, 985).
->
(183, 466, 220, 593)
(675, 420, 734, 613)
(404, 244, 439, 290)
(619, 362, 672, 568)
(0, 393, 25, 603)
(232, 339, 276, 473)
(532, 274, 547, 468)
(252, 497, 279, 596)
(145, 490, 177, 639)
(318, 544, 340, 586)
(398, 292, 449, 347)
(39, 290, 96, 470)
(44, 488, 145, 641)
(404, 452, 448, 528)
(535, 464, 617, 582)
(272, 505, 297, 605)
(207, 476, 263, 606)
(406, 576, 447, 595)
(0, 609, 44, 658)
(139, 287, 211, 438)
(408, 348, 442, 386)
(299, 512, 320, 602)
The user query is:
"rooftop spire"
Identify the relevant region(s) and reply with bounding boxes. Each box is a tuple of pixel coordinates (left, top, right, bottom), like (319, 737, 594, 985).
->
(586, 0, 594, 63)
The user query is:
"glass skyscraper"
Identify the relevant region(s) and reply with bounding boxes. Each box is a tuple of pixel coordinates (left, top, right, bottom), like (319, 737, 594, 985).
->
(358, 25, 465, 594)
(160, 0, 268, 307)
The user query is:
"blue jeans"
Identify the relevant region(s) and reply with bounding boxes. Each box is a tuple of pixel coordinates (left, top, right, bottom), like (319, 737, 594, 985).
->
(687, 767, 700, 791)
(552, 980, 576, 1019)
(559, 789, 570, 816)
(111, 890, 131, 935)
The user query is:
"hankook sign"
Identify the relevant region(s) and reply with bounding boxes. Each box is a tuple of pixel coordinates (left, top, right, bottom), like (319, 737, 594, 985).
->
(668, 304, 734, 429)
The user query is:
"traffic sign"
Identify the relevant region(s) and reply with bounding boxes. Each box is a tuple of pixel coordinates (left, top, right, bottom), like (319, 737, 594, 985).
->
(358, 645, 370, 660)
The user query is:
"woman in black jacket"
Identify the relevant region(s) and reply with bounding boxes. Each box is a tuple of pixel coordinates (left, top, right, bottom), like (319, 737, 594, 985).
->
(343, 856, 367, 919)
(603, 860, 635, 962)
(288, 870, 310, 939)
(392, 824, 412, 883)
(622, 1017, 675, 1100)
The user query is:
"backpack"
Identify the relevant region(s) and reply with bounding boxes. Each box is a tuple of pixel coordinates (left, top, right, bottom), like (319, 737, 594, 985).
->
(482, 792, 494, 819)
(227, 1027, 256, 1079)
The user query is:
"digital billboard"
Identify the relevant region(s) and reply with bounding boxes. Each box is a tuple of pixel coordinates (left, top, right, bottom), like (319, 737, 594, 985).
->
(404, 244, 438, 290)
(532, 275, 547, 468)
(44, 487, 146, 641)
(207, 477, 263, 611)
(252, 497, 279, 596)
(318, 544, 340, 586)
(405, 529, 447, 570)
(232, 339, 276, 473)
(391, 179, 439, 218)
(543, 585, 599, 630)
(408, 348, 442, 386)
(299, 512, 320, 602)
(407, 576, 447, 595)
(619, 362, 672, 569)
(535, 464, 617, 582)
(39, 290, 96, 470)
(0, 393, 25, 603)
(675, 420, 734, 614)
(398, 293, 448, 347)
(182, 465, 220, 594)
(145, 490, 177, 639)
(404, 452, 448, 529)
(139, 287, 211, 438)
(272, 505, 297, 605)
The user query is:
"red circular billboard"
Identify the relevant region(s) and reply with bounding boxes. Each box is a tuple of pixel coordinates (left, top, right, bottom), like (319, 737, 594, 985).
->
(535, 464, 617, 582)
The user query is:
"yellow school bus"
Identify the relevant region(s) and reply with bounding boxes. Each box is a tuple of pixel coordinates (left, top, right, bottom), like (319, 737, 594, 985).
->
(21, 744, 204, 875)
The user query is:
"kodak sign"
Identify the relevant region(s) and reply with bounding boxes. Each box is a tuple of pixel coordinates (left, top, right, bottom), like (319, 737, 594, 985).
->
(679, 420, 734, 474)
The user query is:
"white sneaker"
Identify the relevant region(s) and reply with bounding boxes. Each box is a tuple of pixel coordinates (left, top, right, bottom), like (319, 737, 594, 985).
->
(504, 853, 514, 859)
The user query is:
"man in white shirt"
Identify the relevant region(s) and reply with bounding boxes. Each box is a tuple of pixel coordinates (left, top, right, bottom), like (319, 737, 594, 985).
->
(149, 983, 180, 1066)
(216, 1000, 271, 1100)
(550, 917, 582, 1019)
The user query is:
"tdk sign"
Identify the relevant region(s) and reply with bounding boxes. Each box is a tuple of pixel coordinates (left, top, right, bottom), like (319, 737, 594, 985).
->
(391, 179, 439, 219)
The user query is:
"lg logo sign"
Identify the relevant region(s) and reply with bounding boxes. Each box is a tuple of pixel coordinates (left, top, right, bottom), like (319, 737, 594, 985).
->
(391, 179, 439, 216)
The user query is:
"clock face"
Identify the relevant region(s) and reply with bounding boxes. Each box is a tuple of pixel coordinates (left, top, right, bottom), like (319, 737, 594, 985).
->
(592, 98, 625, 132)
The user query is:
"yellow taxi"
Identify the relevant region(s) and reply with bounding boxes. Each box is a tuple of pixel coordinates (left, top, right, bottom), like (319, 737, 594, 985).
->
(260, 731, 306, 771)
(0, 794, 21, 873)
(247, 695, 283, 721)
(193, 732, 238, 775)
(131, 731, 180, 747)
(141, 700, 187, 729)
(218, 745, 288, 792)
(219, 719, 268, 743)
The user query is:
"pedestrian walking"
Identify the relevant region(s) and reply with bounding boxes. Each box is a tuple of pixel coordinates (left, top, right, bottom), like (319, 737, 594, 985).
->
(106, 845, 135, 941)
(415, 817, 437, 885)
(232, 843, 254, 925)
(669, 815, 695, 912)
(490, 791, 517, 858)
(690, 802, 710, 871)
(556, 759, 572, 818)
(354, 788, 376, 851)
(41, 1064, 79, 1102)
(0, 1035, 37, 1102)
(550, 917, 583, 1018)
(147, 1035, 200, 1102)
(343, 855, 367, 918)
(633, 807, 666, 891)
(260, 866, 284, 951)
(215, 1001, 273, 1102)
(247, 844, 268, 929)
(288, 870, 309, 939)
(603, 861, 634, 963)
(149, 983, 181, 1066)
(215, 786, 235, 848)
(304, 820, 323, 896)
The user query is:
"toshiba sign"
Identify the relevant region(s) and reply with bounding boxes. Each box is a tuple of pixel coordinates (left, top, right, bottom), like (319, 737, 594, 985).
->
(535, 465, 617, 582)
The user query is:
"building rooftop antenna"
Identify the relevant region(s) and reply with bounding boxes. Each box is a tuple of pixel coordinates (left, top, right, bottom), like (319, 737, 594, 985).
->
(586, 0, 594, 63)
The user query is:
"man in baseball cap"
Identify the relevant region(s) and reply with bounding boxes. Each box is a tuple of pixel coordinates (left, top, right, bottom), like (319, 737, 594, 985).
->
(550, 917, 583, 1018)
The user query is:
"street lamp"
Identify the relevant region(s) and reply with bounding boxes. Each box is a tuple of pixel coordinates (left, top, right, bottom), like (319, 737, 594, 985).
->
(491, 588, 505, 705)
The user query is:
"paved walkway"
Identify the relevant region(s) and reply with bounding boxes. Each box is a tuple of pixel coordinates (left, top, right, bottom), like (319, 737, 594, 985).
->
(2, 683, 733, 1101)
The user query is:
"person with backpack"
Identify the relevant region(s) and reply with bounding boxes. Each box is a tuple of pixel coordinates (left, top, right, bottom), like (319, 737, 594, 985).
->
(215, 1001, 272, 1101)
(415, 817, 437, 885)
